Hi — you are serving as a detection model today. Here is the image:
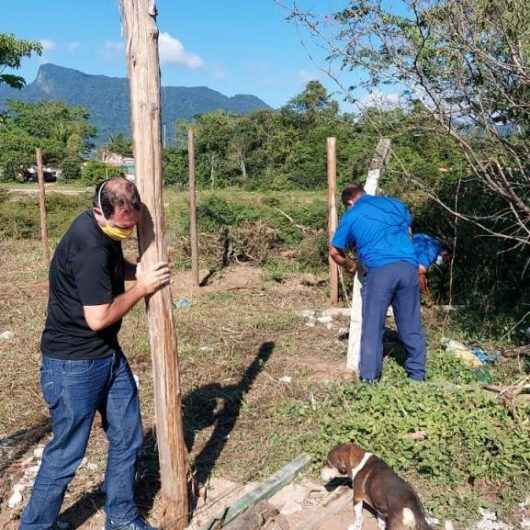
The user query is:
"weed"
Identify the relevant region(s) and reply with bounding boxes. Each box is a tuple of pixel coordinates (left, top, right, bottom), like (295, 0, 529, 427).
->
(267, 351, 530, 525)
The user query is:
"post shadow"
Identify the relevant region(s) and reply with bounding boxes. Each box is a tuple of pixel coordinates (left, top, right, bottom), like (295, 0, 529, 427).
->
(58, 340, 275, 528)
(185, 340, 275, 485)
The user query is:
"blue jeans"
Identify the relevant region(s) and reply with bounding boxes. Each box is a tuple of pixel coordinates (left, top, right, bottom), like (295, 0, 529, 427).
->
(360, 261, 426, 381)
(20, 352, 144, 530)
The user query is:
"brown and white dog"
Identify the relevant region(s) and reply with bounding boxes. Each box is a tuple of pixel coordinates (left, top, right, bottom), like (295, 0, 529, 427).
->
(321, 442, 435, 530)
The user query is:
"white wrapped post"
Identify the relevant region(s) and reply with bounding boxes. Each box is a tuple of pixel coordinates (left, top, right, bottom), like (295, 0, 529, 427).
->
(346, 138, 392, 373)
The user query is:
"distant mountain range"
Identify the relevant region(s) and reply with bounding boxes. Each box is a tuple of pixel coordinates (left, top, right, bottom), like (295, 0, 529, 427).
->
(0, 63, 270, 145)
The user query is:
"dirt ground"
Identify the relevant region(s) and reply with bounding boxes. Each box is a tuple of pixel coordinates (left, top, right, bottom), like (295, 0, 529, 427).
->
(1, 238, 527, 530)
(0, 239, 356, 529)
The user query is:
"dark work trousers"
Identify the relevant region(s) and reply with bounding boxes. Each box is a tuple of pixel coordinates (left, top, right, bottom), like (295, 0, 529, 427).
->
(359, 261, 426, 381)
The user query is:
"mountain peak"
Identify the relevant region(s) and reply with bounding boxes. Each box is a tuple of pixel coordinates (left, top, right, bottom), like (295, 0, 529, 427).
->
(0, 63, 270, 144)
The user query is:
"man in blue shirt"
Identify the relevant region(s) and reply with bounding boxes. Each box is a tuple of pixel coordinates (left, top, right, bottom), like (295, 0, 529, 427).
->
(329, 184, 426, 382)
(412, 233, 452, 292)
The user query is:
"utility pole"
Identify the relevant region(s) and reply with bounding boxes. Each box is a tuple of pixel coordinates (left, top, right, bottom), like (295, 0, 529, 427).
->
(35, 148, 50, 263)
(327, 137, 339, 305)
(188, 128, 199, 288)
(121, 1, 189, 527)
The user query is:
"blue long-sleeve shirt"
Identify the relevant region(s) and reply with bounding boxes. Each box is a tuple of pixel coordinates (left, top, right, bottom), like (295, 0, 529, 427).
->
(331, 194, 418, 269)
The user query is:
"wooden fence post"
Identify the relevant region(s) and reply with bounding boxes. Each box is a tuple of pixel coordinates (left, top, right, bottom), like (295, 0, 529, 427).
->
(35, 148, 50, 263)
(121, 1, 189, 528)
(346, 138, 392, 373)
(327, 137, 339, 305)
(188, 128, 199, 288)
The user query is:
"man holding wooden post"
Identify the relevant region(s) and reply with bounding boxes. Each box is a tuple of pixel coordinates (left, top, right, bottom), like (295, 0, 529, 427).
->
(329, 184, 427, 383)
(21, 177, 165, 530)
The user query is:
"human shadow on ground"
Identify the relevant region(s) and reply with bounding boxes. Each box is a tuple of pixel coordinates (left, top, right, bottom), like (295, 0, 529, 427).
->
(59, 341, 275, 528)
(0, 417, 51, 479)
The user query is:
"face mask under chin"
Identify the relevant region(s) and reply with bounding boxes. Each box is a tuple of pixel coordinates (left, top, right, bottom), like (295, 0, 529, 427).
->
(101, 223, 134, 241)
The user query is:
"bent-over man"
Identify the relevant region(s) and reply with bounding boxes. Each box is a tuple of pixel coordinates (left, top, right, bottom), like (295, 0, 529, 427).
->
(329, 184, 427, 383)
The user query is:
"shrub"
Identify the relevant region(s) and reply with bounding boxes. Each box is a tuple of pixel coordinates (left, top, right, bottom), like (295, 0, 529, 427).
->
(60, 158, 82, 181)
(81, 161, 124, 185)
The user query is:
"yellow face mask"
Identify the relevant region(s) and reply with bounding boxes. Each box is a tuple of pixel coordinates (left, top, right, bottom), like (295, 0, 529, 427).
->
(100, 223, 134, 241)
(98, 181, 135, 241)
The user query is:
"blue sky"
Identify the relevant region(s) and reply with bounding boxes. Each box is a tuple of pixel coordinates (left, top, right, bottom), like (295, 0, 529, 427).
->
(1, 0, 370, 109)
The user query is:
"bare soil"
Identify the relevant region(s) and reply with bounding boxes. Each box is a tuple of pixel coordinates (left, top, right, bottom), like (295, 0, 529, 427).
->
(0, 240, 353, 529)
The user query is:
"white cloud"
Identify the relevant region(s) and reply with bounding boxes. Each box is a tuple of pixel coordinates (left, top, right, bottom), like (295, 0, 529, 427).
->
(67, 41, 80, 52)
(358, 90, 403, 110)
(103, 40, 124, 61)
(39, 39, 56, 52)
(105, 40, 124, 53)
(158, 32, 203, 69)
(297, 69, 320, 83)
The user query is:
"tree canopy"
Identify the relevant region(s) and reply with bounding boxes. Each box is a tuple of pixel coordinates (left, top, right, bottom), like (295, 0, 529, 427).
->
(0, 33, 42, 89)
(288, 0, 530, 245)
(0, 100, 95, 180)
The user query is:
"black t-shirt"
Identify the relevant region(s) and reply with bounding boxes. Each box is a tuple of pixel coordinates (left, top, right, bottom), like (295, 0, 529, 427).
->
(41, 210, 125, 360)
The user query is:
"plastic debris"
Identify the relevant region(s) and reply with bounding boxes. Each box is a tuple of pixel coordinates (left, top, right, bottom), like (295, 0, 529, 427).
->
(471, 346, 500, 364)
(174, 297, 192, 309)
(297, 309, 337, 329)
(8, 485, 23, 508)
(441, 338, 483, 368)
(471, 508, 512, 530)
(0, 330, 14, 340)
(279, 376, 292, 384)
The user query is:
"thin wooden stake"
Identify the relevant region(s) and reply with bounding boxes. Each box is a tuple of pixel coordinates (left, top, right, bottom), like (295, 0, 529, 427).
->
(327, 137, 339, 305)
(346, 138, 391, 373)
(35, 148, 50, 263)
(121, 1, 189, 528)
(188, 128, 199, 288)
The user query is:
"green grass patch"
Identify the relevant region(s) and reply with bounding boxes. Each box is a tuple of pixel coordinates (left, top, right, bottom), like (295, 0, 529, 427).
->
(267, 351, 530, 525)
(0, 191, 90, 239)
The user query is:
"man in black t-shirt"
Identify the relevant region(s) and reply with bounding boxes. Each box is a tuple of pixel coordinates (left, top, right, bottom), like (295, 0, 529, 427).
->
(21, 177, 168, 530)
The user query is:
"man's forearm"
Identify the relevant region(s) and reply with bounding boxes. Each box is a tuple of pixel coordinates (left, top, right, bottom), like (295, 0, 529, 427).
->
(329, 245, 356, 273)
(85, 283, 146, 331)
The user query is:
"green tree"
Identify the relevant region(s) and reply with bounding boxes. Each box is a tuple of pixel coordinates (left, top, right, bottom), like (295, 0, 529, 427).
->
(194, 111, 233, 188)
(105, 133, 133, 157)
(163, 147, 187, 187)
(80, 160, 124, 186)
(0, 33, 42, 89)
(289, 0, 530, 244)
(0, 100, 96, 180)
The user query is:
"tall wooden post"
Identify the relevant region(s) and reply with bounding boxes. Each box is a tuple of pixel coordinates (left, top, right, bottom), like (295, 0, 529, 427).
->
(188, 128, 199, 288)
(327, 137, 339, 305)
(346, 138, 392, 373)
(35, 148, 50, 263)
(121, 1, 189, 528)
